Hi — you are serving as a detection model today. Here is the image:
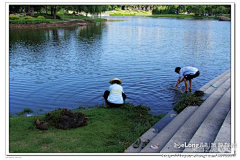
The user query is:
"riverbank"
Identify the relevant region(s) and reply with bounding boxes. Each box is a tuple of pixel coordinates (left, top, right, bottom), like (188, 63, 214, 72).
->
(9, 20, 95, 29)
(9, 103, 163, 153)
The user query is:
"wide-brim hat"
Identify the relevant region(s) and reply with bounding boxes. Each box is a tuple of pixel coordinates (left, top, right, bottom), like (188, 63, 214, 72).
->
(109, 78, 122, 84)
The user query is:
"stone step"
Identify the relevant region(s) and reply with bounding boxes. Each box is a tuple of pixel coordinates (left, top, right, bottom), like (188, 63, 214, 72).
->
(210, 111, 231, 153)
(203, 71, 230, 97)
(183, 88, 231, 153)
(124, 109, 177, 153)
(199, 70, 230, 92)
(140, 106, 198, 153)
(159, 78, 230, 153)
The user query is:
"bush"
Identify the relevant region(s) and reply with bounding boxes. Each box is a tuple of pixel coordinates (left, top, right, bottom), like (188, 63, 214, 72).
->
(9, 15, 19, 20)
(173, 91, 204, 114)
(16, 108, 33, 116)
(34, 13, 61, 19)
(115, 8, 121, 11)
(24, 16, 33, 19)
(37, 16, 45, 19)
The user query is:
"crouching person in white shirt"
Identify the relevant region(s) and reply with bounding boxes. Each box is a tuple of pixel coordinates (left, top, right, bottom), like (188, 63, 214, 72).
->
(174, 66, 200, 93)
(103, 78, 127, 108)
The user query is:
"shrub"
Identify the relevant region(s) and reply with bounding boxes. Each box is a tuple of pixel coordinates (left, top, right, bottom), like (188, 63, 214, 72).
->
(24, 16, 33, 19)
(16, 108, 33, 116)
(37, 16, 45, 19)
(173, 91, 204, 114)
(115, 8, 121, 11)
(34, 13, 61, 19)
(9, 15, 19, 20)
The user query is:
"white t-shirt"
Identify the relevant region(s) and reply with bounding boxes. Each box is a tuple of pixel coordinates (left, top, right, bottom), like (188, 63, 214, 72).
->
(179, 66, 198, 77)
(107, 84, 124, 104)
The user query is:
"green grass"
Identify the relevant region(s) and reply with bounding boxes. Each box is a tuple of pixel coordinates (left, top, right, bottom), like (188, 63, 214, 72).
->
(149, 14, 194, 18)
(58, 14, 107, 22)
(109, 10, 152, 16)
(9, 104, 164, 153)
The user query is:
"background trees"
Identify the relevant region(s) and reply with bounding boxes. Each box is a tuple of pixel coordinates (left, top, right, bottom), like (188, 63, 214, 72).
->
(9, 5, 231, 18)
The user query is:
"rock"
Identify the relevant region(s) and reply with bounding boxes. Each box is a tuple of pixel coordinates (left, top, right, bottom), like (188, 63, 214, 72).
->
(219, 16, 230, 21)
(35, 119, 49, 130)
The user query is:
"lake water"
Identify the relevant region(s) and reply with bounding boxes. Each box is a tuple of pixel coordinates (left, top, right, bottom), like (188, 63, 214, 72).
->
(9, 16, 231, 115)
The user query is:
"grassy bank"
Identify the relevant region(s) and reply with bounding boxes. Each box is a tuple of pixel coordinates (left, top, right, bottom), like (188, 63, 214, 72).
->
(58, 13, 107, 22)
(9, 13, 107, 30)
(149, 14, 194, 18)
(9, 104, 163, 153)
(108, 10, 152, 16)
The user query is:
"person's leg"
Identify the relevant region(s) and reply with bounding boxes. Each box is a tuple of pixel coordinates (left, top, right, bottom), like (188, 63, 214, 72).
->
(188, 71, 199, 92)
(122, 93, 127, 102)
(103, 90, 110, 107)
(189, 79, 192, 92)
(107, 102, 123, 108)
(184, 78, 188, 92)
(104, 100, 108, 108)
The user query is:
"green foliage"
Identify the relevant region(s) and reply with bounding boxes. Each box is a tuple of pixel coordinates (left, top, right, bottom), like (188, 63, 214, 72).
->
(37, 16, 45, 19)
(9, 15, 19, 20)
(115, 8, 121, 11)
(16, 108, 33, 116)
(152, 5, 230, 16)
(173, 92, 204, 114)
(34, 13, 61, 19)
(24, 16, 33, 19)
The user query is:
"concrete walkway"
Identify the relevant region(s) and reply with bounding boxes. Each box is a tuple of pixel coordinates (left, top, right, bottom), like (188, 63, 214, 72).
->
(125, 70, 231, 153)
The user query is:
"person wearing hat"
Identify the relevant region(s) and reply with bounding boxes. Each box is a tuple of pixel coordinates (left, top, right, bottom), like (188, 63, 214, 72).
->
(103, 78, 127, 107)
(174, 66, 200, 93)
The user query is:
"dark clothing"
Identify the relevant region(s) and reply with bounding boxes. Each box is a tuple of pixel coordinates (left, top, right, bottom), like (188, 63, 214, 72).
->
(103, 90, 126, 107)
(184, 71, 200, 80)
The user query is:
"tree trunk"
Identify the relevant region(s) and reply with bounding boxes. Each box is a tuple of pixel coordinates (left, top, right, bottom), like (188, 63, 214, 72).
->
(45, 6, 48, 14)
(51, 6, 54, 15)
(85, 12, 88, 20)
(53, 7, 57, 19)
(31, 6, 34, 16)
(27, 6, 31, 15)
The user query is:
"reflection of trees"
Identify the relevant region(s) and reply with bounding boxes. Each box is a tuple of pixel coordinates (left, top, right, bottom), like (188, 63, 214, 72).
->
(10, 30, 47, 47)
(78, 23, 103, 42)
(10, 23, 104, 52)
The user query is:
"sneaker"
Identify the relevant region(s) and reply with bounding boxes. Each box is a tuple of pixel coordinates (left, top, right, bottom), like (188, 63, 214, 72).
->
(133, 138, 141, 148)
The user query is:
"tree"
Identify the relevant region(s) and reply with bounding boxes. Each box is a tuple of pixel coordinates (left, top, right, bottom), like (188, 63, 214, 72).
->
(215, 6, 226, 15)
(50, 5, 62, 19)
(176, 5, 186, 14)
(191, 5, 206, 16)
(9, 5, 21, 14)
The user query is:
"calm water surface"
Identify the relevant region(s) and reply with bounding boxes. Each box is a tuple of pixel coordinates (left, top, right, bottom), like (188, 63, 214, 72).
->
(9, 16, 231, 115)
